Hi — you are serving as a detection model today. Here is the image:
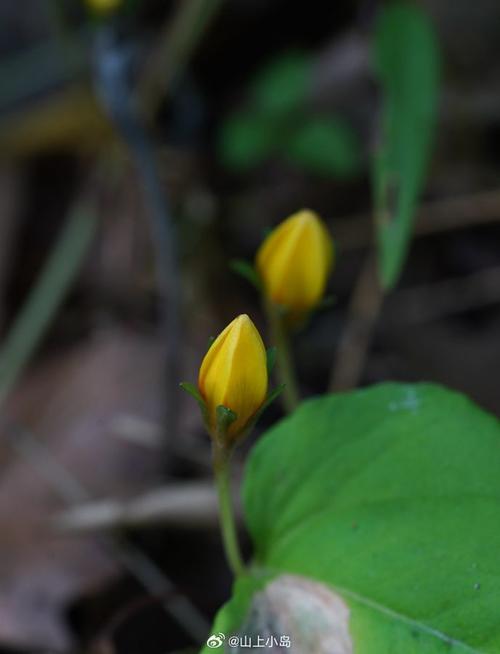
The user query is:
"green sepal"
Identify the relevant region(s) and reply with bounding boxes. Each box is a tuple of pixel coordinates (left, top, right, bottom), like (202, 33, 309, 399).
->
(207, 335, 216, 350)
(246, 384, 286, 434)
(318, 295, 336, 310)
(266, 346, 277, 376)
(216, 405, 238, 433)
(262, 384, 286, 413)
(230, 259, 262, 291)
(216, 385, 285, 448)
(179, 382, 208, 423)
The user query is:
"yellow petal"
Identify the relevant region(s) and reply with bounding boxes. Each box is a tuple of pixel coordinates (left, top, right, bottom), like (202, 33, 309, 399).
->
(199, 315, 268, 439)
(256, 209, 334, 315)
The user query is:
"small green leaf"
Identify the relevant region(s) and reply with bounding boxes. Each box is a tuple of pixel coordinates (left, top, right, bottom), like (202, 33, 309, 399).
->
(286, 116, 362, 178)
(230, 259, 261, 290)
(250, 51, 312, 116)
(373, 3, 440, 289)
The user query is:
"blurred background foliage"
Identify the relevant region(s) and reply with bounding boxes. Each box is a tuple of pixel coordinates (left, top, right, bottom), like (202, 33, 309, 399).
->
(218, 50, 362, 178)
(0, 0, 500, 652)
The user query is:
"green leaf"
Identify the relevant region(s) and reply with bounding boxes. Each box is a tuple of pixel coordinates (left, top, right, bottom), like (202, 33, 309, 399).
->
(217, 111, 280, 171)
(286, 116, 362, 178)
(373, 3, 440, 289)
(250, 51, 312, 117)
(204, 383, 500, 652)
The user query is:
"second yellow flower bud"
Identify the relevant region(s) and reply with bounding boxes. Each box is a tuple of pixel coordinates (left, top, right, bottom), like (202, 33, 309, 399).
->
(256, 209, 334, 317)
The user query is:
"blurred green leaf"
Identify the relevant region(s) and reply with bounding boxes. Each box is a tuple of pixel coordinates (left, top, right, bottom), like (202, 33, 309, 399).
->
(250, 51, 312, 116)
(0, 206, 97, 403)
(218, 111, 280, 171)
(202, 382, 500, 652)
(286, 116, 362, 178)
(220, 50, 357, 175)
(373, 3, 440, 289)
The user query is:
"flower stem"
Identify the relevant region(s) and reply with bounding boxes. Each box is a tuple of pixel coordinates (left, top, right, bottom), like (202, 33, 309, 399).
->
(212, 444, 245, 578)
(266, 301, 300, 413)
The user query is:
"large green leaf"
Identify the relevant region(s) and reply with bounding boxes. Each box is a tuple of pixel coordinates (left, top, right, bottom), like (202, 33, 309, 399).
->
(373, 4, 440, 289)
(202, 383, 500, 652)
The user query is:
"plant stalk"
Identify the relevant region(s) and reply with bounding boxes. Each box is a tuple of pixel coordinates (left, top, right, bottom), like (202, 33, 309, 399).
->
(265, 301, 300, 413)
(212, 444, 245, 578)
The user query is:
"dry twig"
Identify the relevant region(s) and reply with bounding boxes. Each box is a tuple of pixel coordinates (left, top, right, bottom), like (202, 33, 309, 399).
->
(53, 481, 221, 534)
(333, 188, 500, 251)
(329, 255, 384, 392)
(385, 265, 500, 327)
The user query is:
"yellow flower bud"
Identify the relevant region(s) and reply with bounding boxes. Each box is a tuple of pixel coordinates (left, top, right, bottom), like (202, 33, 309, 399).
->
(256, 209, 334, 315)
(198, 314, 268, 440)
(85, 0, 121, 15)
